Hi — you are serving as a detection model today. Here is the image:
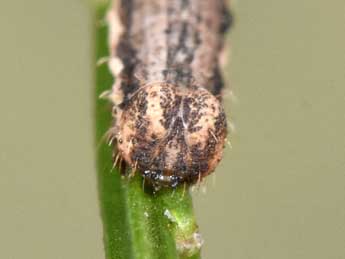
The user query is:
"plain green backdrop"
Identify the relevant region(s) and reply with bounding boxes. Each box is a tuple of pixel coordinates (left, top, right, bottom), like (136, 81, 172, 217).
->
(1, 0, 344, 258)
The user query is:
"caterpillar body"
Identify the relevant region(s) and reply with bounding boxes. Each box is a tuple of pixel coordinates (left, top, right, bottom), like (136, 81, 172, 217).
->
(106, 0, 232, 188)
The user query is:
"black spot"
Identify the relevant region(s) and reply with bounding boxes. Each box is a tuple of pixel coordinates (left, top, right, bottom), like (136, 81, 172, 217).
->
(219, 4, 234, 33)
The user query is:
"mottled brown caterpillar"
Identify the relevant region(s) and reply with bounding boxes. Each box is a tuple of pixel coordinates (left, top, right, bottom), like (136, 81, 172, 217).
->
(105, 0, 232, 188)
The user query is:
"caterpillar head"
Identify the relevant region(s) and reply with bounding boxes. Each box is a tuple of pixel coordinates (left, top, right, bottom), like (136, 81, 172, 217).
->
(114, 82, 227, 188)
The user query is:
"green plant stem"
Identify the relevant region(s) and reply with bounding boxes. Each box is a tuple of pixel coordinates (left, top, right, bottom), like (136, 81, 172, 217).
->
(94, 3, 201, 259)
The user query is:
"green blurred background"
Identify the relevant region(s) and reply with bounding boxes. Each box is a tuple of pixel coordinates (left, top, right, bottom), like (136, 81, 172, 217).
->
(1, 0, 344, 258)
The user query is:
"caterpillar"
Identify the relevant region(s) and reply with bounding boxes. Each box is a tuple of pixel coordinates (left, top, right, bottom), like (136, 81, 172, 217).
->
(105, 0, 232, 188)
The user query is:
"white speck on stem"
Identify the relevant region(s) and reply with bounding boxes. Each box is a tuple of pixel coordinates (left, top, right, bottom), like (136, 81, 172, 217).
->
(164, 209, 176, 223)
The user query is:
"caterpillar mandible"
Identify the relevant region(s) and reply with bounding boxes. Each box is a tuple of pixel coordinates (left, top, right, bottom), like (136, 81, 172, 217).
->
(105, 0, 232, 188)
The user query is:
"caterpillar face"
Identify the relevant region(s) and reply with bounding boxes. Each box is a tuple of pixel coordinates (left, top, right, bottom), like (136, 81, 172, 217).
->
(115, 82, 227, 187)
